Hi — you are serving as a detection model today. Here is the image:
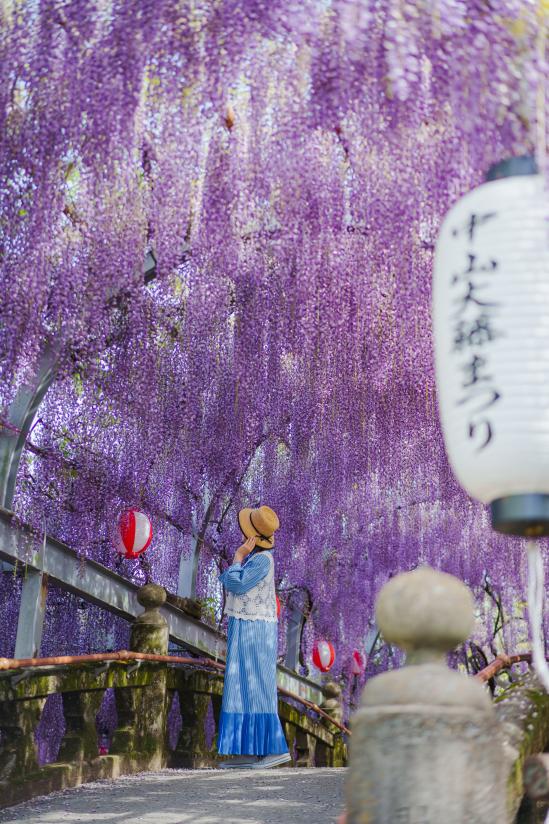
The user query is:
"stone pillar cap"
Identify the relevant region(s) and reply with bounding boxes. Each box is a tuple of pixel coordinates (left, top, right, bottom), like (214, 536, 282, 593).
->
(375, 566, 474, 662)
(359, 566, 492, 712)
(136, 583, 167, 610)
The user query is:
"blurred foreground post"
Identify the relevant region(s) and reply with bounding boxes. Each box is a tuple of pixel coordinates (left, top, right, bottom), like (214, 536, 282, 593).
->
(346, 566, 506, 823)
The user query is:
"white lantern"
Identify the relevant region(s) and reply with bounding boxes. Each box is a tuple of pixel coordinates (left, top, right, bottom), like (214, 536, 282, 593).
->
(433, 159, 549, 535)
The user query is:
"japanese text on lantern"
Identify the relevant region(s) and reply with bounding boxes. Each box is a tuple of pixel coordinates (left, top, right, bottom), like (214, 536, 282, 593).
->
(450, 212, 502, 451)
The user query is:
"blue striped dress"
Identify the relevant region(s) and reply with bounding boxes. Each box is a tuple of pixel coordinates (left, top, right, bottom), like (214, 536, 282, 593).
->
(217, 551, 289, 756)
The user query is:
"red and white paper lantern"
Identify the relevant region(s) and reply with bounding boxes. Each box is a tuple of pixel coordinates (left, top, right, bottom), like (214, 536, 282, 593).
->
(117, 509, 153, 559)
(351, 649, 366, 676)
(312, 640, 336, 672)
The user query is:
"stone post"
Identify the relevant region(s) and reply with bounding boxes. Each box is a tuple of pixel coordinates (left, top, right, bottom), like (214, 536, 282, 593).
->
(0, 697, 45, 782)
(130, 583, 169, 654)
(111, 584, 169, 768)
(321, 680, 344, 726)
(495, 671, 549, 819)
(173, 687, 211, 768)
(58, 690, 105, 763)
(346, 566, 507, 823)
(171, 670, 219, 769)
(320, 680, 347, 767)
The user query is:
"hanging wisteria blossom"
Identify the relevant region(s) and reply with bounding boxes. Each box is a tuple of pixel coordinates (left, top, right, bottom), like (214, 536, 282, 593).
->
(0, 0, 547, 695)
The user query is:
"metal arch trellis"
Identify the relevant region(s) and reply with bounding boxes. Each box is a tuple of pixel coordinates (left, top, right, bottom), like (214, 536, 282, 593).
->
(0, 252, 158, 514)
(0, 343, 58, 512)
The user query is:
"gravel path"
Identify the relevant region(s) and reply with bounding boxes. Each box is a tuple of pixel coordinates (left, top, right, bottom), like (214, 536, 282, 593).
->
(0, 768, 346, 824)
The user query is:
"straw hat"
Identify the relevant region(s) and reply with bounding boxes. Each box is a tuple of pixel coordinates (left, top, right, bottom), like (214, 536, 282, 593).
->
(238, 505, 280, 549)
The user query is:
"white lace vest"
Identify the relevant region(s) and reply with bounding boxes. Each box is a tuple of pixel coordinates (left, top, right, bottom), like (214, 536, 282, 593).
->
(225, 552, 277, 622)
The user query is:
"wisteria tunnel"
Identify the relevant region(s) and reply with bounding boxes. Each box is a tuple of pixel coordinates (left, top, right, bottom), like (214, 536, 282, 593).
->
(1, 2, 549, 823)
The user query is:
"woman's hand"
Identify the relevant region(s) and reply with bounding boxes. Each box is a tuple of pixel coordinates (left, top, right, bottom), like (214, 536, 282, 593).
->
(233, 536, 256, 564)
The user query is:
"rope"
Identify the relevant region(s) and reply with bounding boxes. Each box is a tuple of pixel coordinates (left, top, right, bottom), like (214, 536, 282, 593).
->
(536, 0, 548, 176)
(528, 541, 549, 821)
(474, 652, 531, 683)
(527, 540, 549, 693)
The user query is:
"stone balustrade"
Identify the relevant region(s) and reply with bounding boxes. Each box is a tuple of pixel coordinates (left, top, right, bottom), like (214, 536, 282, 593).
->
(5, 571, 549, 821)
(0, 584, 347, 810)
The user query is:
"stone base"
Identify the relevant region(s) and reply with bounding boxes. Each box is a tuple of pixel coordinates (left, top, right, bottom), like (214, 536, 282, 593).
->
(347, 706, 506, 823)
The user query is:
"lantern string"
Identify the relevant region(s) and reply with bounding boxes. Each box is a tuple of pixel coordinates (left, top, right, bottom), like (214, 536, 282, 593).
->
(526, 540, 549, 693)
(536, 0, 548, 175)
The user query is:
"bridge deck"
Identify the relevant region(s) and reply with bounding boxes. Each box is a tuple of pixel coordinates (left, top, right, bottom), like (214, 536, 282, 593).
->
(0, 768, 345, 824)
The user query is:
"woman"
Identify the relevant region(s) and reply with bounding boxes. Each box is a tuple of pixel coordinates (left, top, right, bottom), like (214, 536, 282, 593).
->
(217, 505, 290, 768)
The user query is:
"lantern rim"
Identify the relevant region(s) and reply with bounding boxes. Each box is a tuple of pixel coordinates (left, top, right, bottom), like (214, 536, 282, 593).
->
(485, 155, 538, 182)
(491, 494, 549, 537)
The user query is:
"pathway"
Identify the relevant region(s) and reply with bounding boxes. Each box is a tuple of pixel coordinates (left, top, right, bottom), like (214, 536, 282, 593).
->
(0, 768, 346, 824)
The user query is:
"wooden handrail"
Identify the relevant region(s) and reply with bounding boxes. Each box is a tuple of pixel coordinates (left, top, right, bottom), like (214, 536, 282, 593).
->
(277, 686, 351, 735)
(0, 650, 351, 736)
(0, 650, 225, 672)
(475, 653, 532, 683)
(3, 647, 538, 732)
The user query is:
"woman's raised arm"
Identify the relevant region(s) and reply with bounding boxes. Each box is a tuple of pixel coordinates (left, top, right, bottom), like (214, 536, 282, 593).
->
(219, 552, 271, 595)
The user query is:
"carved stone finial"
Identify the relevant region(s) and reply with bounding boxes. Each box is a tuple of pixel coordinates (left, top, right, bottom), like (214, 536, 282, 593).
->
(323, 680, 342, 700)
(375, 566, 474, 665)
(131, 584, 168, 654)
(321, 680, 343, 725)
(136, 583, 167, 611)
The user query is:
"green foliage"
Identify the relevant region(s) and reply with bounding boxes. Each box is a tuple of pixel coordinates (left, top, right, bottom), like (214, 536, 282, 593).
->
(198, 596, 217, 626)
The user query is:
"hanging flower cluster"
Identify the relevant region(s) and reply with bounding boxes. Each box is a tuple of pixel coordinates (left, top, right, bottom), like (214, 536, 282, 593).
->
(0, 1, 547, 685)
